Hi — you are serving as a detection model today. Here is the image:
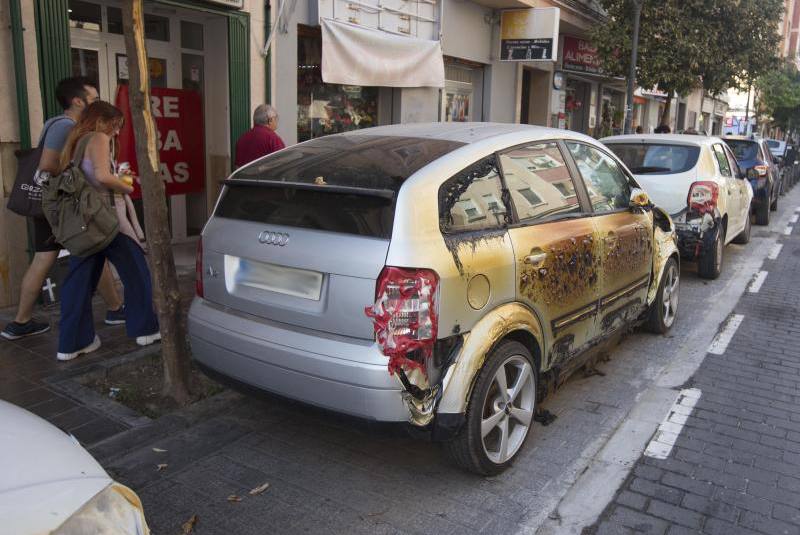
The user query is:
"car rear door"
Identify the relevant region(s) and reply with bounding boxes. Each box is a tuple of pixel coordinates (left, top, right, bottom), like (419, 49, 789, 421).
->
(712, 142, 742, 237)
(564, 141, 653, 338)
(499, 141, 601, 371)
(722, 143, 752, 231)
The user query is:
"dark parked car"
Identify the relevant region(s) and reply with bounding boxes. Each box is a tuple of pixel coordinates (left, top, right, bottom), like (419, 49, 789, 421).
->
(722, 136, 781, 225)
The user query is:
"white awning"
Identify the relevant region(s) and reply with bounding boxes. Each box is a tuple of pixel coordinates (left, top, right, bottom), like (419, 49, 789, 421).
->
(321, 18, 445, 88)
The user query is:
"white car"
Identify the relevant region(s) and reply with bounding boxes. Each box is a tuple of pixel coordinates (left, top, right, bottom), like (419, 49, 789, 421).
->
(0, 400, 150, 534)
(601, 134, 753, 279)
(766, 138, 787, 162)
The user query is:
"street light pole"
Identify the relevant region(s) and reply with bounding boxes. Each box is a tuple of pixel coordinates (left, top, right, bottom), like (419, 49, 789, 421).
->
(624, 0, 644, 135)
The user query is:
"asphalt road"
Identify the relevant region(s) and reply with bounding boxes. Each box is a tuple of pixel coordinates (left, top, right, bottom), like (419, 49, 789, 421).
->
(101, 188, 800, 535)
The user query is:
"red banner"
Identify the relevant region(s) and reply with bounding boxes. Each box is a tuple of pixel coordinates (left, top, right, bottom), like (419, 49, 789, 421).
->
(563, 36, 602, 75)
(115, 84, 205, 198)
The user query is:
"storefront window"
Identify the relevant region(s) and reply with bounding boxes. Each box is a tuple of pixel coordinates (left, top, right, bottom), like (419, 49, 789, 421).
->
(297, 28, 378, 142)
(71, 48, 100, 93)
(443, 63, 482, 122)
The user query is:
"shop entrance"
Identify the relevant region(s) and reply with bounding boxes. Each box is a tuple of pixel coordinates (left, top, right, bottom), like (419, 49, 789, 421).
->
(68, 0, 228, 241)
(520, 67, 549, 126)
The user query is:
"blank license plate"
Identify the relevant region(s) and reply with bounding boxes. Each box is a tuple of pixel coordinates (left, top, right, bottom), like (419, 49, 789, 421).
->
(224, 255, 323, 301)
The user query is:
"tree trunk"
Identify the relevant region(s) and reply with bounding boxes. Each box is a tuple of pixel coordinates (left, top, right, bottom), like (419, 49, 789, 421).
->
(660, 94, 672, 129)
(122, 0, 191, 405)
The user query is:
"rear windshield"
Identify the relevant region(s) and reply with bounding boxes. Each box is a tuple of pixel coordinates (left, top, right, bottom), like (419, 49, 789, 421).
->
(766, 140, 780, 148)
(216, 134, 465, 238)
(605, 143, 700, 174)
(723, 139, 759, 161)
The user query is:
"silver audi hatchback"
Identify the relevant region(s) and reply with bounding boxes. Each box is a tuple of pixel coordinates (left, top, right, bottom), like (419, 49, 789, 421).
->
(189, 123, 679, 474)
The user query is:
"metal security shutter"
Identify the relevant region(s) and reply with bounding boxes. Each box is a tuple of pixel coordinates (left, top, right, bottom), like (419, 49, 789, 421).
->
(35, 0, 71, 119)
(228, 12, 250, 168)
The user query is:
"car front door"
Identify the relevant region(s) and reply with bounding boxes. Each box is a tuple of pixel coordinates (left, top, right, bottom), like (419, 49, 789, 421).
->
(712, 143, 742, 238)
(564, 141, 653, 338)
(499, 141, 601, 372)
(723, 144, 752, 231)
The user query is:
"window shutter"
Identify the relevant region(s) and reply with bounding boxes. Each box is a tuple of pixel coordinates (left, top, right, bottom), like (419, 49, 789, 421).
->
(35, 0, 71, 119)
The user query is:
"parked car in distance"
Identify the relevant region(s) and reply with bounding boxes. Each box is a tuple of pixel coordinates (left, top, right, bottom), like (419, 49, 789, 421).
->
(766, 138, 787, 163)
(0, 400, 150, 534)
(602, 134, 753, 280)
(722, 136, 781, 224)
(190, 123, 680, 475)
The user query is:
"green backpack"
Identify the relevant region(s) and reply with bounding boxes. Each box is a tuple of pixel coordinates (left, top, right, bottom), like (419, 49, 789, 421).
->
(41, 136, 119, 257)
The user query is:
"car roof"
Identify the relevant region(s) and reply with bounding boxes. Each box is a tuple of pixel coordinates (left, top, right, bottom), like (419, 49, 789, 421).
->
(343, 122, 598, 145)
(601, 134, 721, 147)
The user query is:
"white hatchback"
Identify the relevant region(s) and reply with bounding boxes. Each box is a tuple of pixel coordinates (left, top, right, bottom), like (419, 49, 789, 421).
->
(0, 400, 150, 534)
(602, 134, 753, 279)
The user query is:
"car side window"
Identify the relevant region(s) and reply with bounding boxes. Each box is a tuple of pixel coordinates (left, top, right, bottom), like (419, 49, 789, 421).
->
(566, 142, 632, 213)
(439, 155, 509, 233)
(713, 144, 732, 177)
(723, 145, 741, 178)
(498, 142, 582, 223)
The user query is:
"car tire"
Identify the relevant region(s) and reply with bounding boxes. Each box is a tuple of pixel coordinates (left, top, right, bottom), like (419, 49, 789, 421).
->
(732, 213, 751, 244)
(698, 226, 724, 280)
(444, 340, 537, 476)
(756, 200, 770, 225)
(646, 257, 679, 334)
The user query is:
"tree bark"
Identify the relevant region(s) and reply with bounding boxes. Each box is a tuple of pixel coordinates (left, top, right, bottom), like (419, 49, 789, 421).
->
(122, 0, 191, 405)
(660, 94, 672, 129)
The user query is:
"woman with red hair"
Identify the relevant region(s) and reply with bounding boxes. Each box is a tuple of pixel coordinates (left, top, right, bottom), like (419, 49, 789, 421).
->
(56, 101, 160, 361)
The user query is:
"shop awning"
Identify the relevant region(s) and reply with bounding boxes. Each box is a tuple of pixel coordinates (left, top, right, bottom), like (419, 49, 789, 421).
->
(321, 18, 445, 88)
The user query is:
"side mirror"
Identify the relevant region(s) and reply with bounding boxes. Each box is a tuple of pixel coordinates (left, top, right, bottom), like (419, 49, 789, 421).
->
(630, 188, 652, 210)
(746, 168, 758, 180)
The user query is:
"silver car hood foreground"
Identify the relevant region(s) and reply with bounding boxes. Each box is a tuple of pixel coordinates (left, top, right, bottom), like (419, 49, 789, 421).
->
(0, 400, 112, 534)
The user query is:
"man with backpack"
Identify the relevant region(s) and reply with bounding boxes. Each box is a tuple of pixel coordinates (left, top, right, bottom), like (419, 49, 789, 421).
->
(1, 77, 124, 341)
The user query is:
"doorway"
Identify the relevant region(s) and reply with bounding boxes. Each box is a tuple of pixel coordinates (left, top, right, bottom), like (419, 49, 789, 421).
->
(68, 0, 225, 242)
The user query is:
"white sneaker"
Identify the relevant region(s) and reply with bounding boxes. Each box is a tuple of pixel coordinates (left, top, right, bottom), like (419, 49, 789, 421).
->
(57, 335, 101, 361)
(136, 332, 161, 346)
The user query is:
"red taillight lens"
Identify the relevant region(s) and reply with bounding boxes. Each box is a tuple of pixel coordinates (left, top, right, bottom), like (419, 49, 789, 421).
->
(687, 181, 719, 215)
(195, 238, 204, 298)
(753, 164, 769, 177)
(365, 267, 439, 375)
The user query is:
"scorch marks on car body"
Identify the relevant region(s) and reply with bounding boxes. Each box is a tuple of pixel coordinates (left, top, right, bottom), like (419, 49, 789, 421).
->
(519, 233, 599, 306)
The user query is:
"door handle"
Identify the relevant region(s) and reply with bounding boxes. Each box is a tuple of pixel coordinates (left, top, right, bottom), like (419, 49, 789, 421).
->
(604, 231, 617, 246)
(524, 252, 547, 266)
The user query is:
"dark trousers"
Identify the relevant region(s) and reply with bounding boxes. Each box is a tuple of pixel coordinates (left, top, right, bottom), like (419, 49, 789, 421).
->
(58, 234, 159, 353)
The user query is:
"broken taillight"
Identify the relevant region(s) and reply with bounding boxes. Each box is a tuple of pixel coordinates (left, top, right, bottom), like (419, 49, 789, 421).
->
(195, 237, 204, 298)
(687, 181, 719, 215)
(753, 164, 769, 177)
(365, 267, 439, 375)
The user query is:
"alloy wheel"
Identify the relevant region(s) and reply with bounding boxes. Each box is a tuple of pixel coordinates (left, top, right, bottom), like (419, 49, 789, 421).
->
(661, 262, 680, 328)
(480, 356, 536, 464)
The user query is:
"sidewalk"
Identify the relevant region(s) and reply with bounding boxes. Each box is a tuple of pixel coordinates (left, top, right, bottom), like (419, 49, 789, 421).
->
(593, 209, 800, 535)
(0, 246, 196, 448)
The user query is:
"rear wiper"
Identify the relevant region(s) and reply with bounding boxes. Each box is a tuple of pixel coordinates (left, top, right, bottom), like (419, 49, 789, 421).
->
(223, 178, 395, 199)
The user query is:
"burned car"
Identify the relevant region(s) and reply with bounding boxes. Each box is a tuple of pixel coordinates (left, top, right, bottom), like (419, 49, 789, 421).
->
(189, 124, 680, 475)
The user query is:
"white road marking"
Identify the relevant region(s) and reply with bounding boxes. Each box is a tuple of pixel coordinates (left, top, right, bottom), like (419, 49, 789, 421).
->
(644, 388, 702, 460)
(708, 314, 745, 355)
(748, 271, 768, 293)
(768, 243, 784, 260)
(795, 206, 800, 213)
(792, 214, 799, 224)
(784, 226, 794, 236)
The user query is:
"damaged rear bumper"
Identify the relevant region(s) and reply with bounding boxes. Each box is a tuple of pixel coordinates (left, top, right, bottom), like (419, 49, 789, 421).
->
(673, 211, 718, 259)
(188, 298, 411, 422)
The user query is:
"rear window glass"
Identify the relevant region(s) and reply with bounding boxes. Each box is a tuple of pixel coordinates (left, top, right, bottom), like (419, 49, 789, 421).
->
(216, 186, 395, 239)
(217, 134, 465, 238)
(605, 143, 700, 174)
(723, 139, 759, 161)
(766, 140, 780, 148)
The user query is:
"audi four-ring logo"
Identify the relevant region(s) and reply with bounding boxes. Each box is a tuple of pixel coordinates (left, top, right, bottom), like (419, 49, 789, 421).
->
(258, 230, 290, 246)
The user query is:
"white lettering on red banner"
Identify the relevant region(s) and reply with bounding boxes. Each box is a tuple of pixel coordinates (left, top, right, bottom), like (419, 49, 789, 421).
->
(115, 85, 205, 198)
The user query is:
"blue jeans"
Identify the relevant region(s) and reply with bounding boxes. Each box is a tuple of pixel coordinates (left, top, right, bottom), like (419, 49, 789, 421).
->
(58, 234, 159, 353)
